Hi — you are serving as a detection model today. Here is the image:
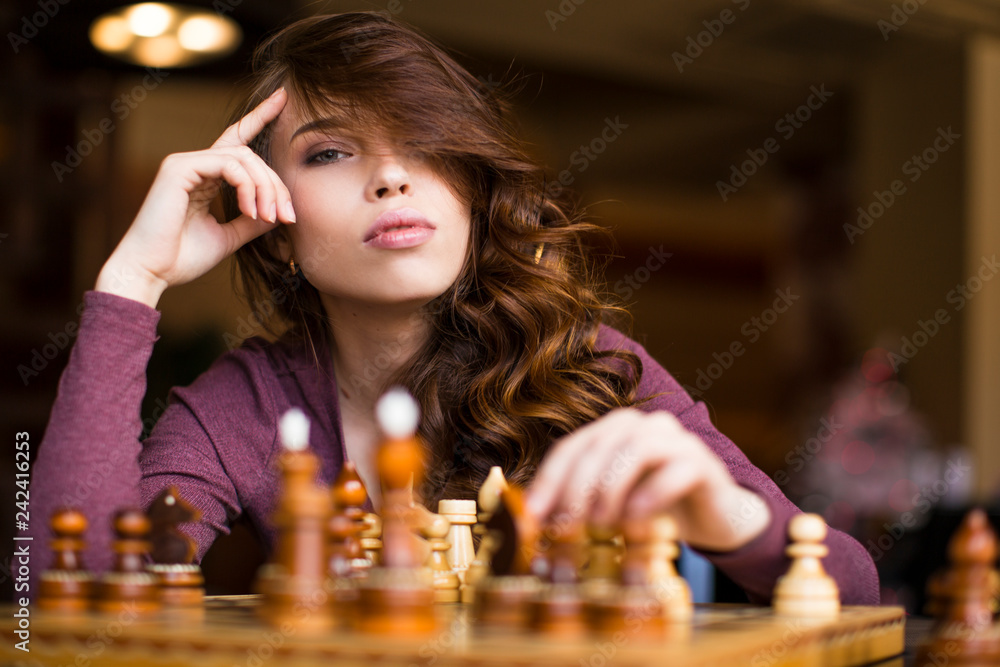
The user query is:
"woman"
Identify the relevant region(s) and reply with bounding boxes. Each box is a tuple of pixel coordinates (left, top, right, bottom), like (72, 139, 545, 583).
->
(28, 12, 879, 605)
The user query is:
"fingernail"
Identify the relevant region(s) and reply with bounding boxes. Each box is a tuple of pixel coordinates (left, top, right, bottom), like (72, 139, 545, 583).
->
(271, 87, 285, 97)
(269, 202, 277, 223)
(282, 200, 296, 223)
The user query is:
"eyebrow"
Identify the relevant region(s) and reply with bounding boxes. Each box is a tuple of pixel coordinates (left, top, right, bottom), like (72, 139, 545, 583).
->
(289, 118, 347, 144)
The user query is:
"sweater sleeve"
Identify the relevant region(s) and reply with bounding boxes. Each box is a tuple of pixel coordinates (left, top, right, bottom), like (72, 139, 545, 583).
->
(597, 326, 880, 605)
(26, 291, 241, 603)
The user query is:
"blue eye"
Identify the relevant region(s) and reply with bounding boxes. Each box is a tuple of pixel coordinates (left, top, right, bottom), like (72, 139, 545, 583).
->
(307, 148, 349, 164)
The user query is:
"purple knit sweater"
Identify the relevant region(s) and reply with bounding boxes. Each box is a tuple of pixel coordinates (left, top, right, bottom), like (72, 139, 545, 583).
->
(27, 291, 880, 605)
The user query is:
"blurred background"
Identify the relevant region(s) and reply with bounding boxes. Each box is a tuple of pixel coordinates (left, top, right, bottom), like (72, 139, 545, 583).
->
(2, 0, 1000, 611)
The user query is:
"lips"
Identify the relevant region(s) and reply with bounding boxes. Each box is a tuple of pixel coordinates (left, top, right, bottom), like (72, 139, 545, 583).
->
(363, 208, 436, 249)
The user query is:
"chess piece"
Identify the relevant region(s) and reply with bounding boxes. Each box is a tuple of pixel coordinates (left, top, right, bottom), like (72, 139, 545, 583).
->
(94, 508, 161, 615)
(438, 499, 476, 587)
(465, 467, 509, 603)
(530, 520, 588, 637)
(255, 408, 334, 633)
(479, 467, 508, 519)
(773, 513, 839, 619)
(355, 388, 435, 635)
(146, 486, 205, 610)
(581, 524, 621, 586)
(423, 512, 461, 603)
(38, 508, 94, 613)
(916, 508, 1000, 666)
(473, 486, 541, 630)
(647, 515, 692, 622)
(587, 515, 692, 638)
(587, 517, 662, 637)
(359, 513, 383, 568)
(325, 509, 361, 626)
(329, 462, 368, 579)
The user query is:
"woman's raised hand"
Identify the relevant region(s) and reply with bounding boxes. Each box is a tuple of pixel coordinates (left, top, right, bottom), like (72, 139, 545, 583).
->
(525, 408, 771, 552)
(95, 88, 294, 308)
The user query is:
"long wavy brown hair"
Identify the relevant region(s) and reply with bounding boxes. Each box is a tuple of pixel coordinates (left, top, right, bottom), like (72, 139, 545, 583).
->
(225, 12, 642, 503)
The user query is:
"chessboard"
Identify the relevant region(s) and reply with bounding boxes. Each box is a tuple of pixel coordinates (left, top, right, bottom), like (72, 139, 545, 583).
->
(0, 597, 904, 667)
(12, 391, 953, 667)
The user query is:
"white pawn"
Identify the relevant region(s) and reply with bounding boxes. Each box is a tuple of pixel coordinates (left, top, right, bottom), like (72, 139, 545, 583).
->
(773, 513, 840, 618)
(638, 515, 692, 622)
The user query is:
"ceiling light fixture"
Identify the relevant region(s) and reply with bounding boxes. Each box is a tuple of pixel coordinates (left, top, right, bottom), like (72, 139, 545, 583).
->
(90, 3, 242, 68)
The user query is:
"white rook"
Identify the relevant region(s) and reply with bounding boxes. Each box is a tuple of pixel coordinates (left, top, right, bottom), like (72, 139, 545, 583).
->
(438, 499, 476, 583)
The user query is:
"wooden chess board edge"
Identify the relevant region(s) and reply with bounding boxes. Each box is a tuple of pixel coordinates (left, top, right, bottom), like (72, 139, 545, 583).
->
(0, 603, 905, 667)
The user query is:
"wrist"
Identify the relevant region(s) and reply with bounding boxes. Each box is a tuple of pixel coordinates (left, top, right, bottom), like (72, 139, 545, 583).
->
(687, 485, 771, 552)
(95, 258, 167, 308)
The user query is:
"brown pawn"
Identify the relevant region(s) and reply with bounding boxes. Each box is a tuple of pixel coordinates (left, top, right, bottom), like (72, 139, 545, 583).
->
(773, 513, 839, 619)
(530, 521, 588, 637)
(94, 508, 161, 615)
(146, 486, 204, 611)
(355, 389, 435, 635)
(916, 509, 1000, 667)
(325, 510, 361, 626)
(38, 508, 94, 613)
(329, 462, 368, 579)
(255, 409, 334, 633)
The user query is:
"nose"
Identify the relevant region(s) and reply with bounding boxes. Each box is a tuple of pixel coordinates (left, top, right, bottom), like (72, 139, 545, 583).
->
(366, 151, 411, 201)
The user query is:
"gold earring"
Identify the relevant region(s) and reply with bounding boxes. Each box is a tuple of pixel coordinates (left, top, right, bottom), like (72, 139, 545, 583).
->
(289, 257, 299, 274)
(533, 243, 545, 265)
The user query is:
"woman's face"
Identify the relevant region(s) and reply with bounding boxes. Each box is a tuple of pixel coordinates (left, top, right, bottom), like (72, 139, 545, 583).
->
(268, 93, 472, 312)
